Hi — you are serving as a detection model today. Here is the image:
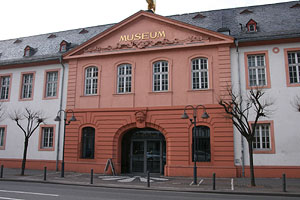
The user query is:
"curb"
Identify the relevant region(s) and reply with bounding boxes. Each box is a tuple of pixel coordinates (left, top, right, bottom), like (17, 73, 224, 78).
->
(1, 178, 300, 198)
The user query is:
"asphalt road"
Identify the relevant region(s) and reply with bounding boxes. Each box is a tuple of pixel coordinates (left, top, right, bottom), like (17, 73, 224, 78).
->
(0, 181, 298, 200)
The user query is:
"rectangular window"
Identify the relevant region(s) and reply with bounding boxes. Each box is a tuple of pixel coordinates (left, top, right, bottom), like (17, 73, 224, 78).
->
(45, 71, 58, 97)
(192, 126, 211, 162)
(0, 127, 5, 147)
(247, 54, 267, 86)
(192, 58, 208, 89)
(21, 73, 34, 99)
(287, 51, 300, 84)
(153, 61, 168, 92)
(253, 124, 271, 150)
(41, 127, 53, 149)
(0, 76, 10, 100)
(117, 64, 132, 93)
(85, 67, 98, 95)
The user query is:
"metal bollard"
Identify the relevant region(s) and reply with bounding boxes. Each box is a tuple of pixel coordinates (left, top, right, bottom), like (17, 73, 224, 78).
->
(213, 173, 216, 190)
(90, 169, 94, 184)
(283, 173, 287, 192)
(44, 167, 47, 181)
(0, 165, 3, 178)
(147, 171, 150, 188)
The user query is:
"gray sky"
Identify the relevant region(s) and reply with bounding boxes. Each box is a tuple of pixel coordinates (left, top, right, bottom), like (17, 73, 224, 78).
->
(0, 0, 294, 40)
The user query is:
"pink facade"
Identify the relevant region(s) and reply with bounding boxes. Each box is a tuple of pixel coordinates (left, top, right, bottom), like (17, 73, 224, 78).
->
(63, 11, 236, 177)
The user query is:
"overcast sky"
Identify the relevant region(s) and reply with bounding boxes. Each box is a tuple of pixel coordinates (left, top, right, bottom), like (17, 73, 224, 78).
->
(0, 0, 294, 40)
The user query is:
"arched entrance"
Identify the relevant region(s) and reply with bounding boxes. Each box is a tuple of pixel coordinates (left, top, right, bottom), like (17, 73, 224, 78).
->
(121, 128, 166, 175)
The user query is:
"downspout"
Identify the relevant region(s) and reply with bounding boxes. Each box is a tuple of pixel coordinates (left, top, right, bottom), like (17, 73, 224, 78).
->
(234, 39, 245, 177)
(56, 56, 66, 171)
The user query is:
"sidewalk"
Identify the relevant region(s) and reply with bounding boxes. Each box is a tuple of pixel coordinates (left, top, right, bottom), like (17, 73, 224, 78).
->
(0, 168, 300, 197)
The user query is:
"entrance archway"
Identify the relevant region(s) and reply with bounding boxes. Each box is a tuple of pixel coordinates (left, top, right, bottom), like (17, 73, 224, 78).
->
(121, 128, 166, 175)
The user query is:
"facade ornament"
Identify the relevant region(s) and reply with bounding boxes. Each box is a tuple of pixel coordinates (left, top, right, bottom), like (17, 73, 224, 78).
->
(135, 111, 147, 128)
(146, 0, 156, 13)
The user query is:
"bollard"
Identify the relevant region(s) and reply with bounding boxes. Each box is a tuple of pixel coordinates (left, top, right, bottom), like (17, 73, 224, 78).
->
(44, 167, 47, 181)
(283, 173, 287, 192)
(0, 165, 3, 178)
(213, 173, 216, 190)
(90, 169, 94, 184)
(147, 171, 150, 188)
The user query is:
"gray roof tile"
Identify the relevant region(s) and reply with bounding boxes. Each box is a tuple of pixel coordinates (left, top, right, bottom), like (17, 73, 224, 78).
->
(1, 1, 299, 66)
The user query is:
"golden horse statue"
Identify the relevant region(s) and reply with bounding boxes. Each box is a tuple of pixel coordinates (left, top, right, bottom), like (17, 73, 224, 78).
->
(146, 0, 156, 13)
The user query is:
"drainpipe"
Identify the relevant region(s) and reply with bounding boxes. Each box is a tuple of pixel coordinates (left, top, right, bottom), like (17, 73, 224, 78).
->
(56, 56, 66, 171)
(234, 39, 245, 177)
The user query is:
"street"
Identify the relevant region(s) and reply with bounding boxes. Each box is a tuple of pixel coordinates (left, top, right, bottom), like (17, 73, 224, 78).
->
(0, 181, 298, 200)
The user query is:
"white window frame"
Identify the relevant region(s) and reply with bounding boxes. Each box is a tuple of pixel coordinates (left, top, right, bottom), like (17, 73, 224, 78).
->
(117, 64, 132, 93)
(22, 73, 33, 99)
(191, 58, 209, 90)
(247, 54, 267, 87)
(253, 124, 271, 150)
(153, 61, 168, 92)
(287, 51, 300, 84)
(46, 71, 58, 97)
(41, 127, 53, 149)
(84, 67, 98, 95)
(0, 76, 10, 100)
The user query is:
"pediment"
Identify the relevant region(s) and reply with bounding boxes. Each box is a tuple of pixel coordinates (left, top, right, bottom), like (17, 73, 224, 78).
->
(64, 11, 233, 59)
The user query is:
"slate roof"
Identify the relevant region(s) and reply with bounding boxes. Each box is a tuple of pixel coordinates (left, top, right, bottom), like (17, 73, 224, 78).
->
(0, 1, 299, 66)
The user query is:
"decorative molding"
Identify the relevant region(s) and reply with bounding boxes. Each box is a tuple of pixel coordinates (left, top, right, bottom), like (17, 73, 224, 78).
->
(135, 110, 147, 128)
(83, 35, 209, 54)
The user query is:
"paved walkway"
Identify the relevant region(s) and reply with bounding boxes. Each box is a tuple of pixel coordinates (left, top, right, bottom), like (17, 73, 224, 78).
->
(0, 168, 299, 197)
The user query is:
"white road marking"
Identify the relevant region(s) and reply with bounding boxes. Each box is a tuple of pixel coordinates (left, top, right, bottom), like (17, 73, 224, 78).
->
(118, 177, 136, 182)
(150, 177, 168, 181)
(140, 177, 154, 183)
(197, 179, 204, 186)
(231, 178, 234, 190)
(0, 190, 59, 197)
(0, 197, 24, 200)
(189, 181, 194, 186)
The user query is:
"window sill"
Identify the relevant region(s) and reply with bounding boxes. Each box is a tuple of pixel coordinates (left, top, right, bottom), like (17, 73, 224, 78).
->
(187, 89, 213, 92)
(0, 99, 10, 102)
(80, 94, 100, 97)
(148, 91, 173, 95)
(253, 149, 275, 154)
(246, 85, 271, 90)
(43, 96, 59, 100)
(38, 148, 55, 151)
(113, 92, 135, 96)
(19, 98, 33, 101)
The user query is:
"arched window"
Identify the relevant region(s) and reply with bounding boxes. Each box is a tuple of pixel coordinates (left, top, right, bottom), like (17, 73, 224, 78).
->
(192, 126, 210, 162)
(117, 64, 132, 93)
(153, 61, 168, 91)
(84, 66, 98, 95)
(191, 58, 208, 89)
(81, 127, 95, 159)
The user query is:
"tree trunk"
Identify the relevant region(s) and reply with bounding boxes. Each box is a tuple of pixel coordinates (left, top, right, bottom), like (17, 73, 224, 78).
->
(248, 140, 256, 186)
(21, 137, 29, 176)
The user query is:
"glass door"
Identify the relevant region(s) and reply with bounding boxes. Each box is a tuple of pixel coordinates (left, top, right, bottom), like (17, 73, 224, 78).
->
(147, 141, 161, 173)
(131, 141, 144, 173)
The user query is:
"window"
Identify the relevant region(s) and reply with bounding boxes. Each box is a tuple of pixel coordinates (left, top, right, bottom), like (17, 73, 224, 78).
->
(287, 51, 300, 84)
(41, 127, 54, 149)
(45, 71, 58, 97)
(192, 126, 211, 162)
(253, 124, 271, 150)
(192, 58, 208, 89)
(246, 19, 257, 32)
(84, 67, 98, 95)
(82, 127, 95, 159)
(153, 61, 168, 92)
(21, 73, 34, 99)
(117, 64, 132, 93)
(0, 75, 10, 100)
(247, 54, 267, 86)
(0, 127, 6, 150)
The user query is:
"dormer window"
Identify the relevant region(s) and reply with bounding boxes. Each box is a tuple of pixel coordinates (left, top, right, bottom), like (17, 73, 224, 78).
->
(79, 29, 89, 34)
(14, 39, 22, 44)
(192, 13, 206, 19)
(24, 46, 35, 57)
(240, 9, 253, 14)
(48, 34, 56, 39)
(60, 40, 70, 52)
(246, 19, 257, 32)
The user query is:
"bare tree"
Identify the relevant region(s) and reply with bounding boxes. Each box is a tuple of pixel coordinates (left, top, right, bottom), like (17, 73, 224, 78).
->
(292, 95, 300, 112)
(10, 108, 46, 175)
(218, 87, 273, 186)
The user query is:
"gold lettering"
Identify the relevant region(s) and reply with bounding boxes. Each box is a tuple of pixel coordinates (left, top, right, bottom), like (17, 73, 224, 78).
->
(134, 33, 141, 40)
(142, 32, 149, 40)
(150, 32, 157, 39)
(119, 35, 127, 42)
(157, 31, 166, 38)
(126, 34, 134, 41)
